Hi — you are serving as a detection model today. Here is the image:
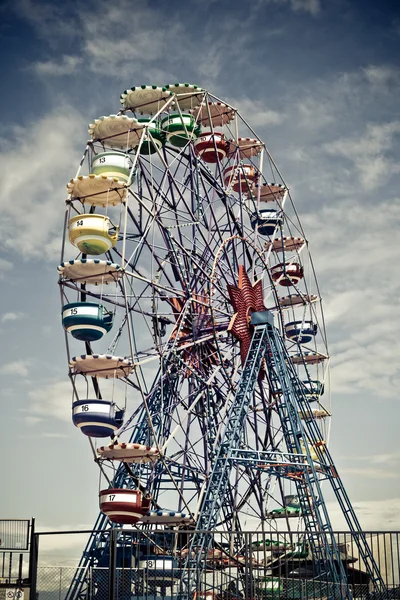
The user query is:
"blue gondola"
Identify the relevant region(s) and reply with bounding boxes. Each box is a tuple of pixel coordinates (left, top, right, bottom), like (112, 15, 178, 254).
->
(250, 208, 283, 236)
(72, 399, 124, 437)
(285, 320, 317, 344)
(62, 302, 113, 341)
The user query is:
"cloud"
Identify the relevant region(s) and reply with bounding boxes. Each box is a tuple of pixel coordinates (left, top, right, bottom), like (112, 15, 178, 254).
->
(323, 121, 400, 191)
(33, 54, 82, 76)
(229, 97, 286, 129)
(260, 0, 321, 16)
(0, 106, 85, 259)
(340, 453, 400, 466)
(27, 380, 74, 423)
(33, 526, 93, 566)
(291, 0, 320, 13)
(363, 65, 400, 89)
(278, 64, 400, 199)
(369, 453, 400, 465)
(13, 0, 77, 45)
(1, 312, 25, 323)
(79, 0, 187, 77)
(326, 498, 400, 531)
(25, 416, 43, 426)
(301, 199, 400, 398)
(341, 467, 398, 480)
(296, 97, 334, 130)
(0, 258, 13, 278)
(0, 360, 30, 376)
(12, 0, 183, 82)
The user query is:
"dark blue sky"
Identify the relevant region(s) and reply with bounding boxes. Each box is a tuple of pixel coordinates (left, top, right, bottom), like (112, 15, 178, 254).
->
(1, 0, 400, 123)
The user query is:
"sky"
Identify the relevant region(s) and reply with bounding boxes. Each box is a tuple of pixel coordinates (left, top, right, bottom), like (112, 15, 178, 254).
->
(0, 0, 400, 564)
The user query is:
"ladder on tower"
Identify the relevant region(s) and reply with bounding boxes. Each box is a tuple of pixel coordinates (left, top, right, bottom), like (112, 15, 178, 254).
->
(179, 310, 351, 599)
(264, 323, 351, 593)
(264, 322, 386, 592)
(180, 310, 387, 600)
(177, 314, 274, 597)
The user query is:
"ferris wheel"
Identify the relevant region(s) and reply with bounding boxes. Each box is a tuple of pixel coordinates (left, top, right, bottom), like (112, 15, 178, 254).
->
(58, 84, 388, 600)
(59, 83, 330, 536)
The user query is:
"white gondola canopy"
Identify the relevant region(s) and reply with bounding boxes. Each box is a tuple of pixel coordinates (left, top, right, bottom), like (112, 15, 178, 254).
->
(67, 175, 127, 207)
(57, 259, 122, 285)
(88, 115, 145, 149)
(70, 354, 134, 378)
(120, 85, 172, 114)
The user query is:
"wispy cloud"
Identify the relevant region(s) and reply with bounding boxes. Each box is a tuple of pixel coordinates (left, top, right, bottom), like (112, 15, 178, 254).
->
(296, 97, 334, 130)
(229, 97, 286, 128)
(0, 107, 85, 259)
(33, 54, 82, 76)
(341, 467, 398, 480)
(363, 65, 400, 89)
(369, 453, 400, 465)
(326, 498, 400, 530)
(323, 121, 400, 191)
(73, 0, 186, 78)
(0, 360, 30, 376)
(1, 311, 25, 323)
(25, 416, 43, 426)
(27, 380, 74, 422)
(258, 0, 321, 15)
(302, 199, 400, 398)
(13, 0, 77, 44)
(34, 527, 94, 565)
(0, 258, 13, 278)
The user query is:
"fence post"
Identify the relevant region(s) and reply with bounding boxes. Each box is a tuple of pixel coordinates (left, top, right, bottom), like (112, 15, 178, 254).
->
(109, 528, 117, 600)
(28, 519, 38, 600)
(244, 532, 252, 600)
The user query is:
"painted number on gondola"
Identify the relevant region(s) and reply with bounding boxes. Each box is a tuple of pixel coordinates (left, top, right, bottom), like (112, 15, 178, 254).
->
(146, 560, 154, 568)
(81, 405, 89, 412)
(99, 157, 106, 163)
(70, 307, 78, 315)
(108, 494, 116, 501)
(76, 220, 84, 227)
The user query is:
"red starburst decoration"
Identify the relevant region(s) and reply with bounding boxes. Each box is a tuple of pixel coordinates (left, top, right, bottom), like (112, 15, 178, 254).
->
(227, 265, 266, 368)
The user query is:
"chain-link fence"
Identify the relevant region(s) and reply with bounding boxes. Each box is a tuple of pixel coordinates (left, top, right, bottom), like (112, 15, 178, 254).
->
(34, 567, 400, 600)
(32, 531, 400, 600)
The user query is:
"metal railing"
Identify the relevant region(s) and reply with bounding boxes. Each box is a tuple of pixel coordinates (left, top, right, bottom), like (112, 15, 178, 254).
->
(32, 530, 400, 600)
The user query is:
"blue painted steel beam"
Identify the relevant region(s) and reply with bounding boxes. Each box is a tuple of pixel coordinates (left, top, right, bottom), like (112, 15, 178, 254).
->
(179, 318, 277, 597)
(265, 322, 386, 590)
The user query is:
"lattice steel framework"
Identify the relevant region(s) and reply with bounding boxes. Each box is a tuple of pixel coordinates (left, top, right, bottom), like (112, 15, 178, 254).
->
(58, 86, 384, 600)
